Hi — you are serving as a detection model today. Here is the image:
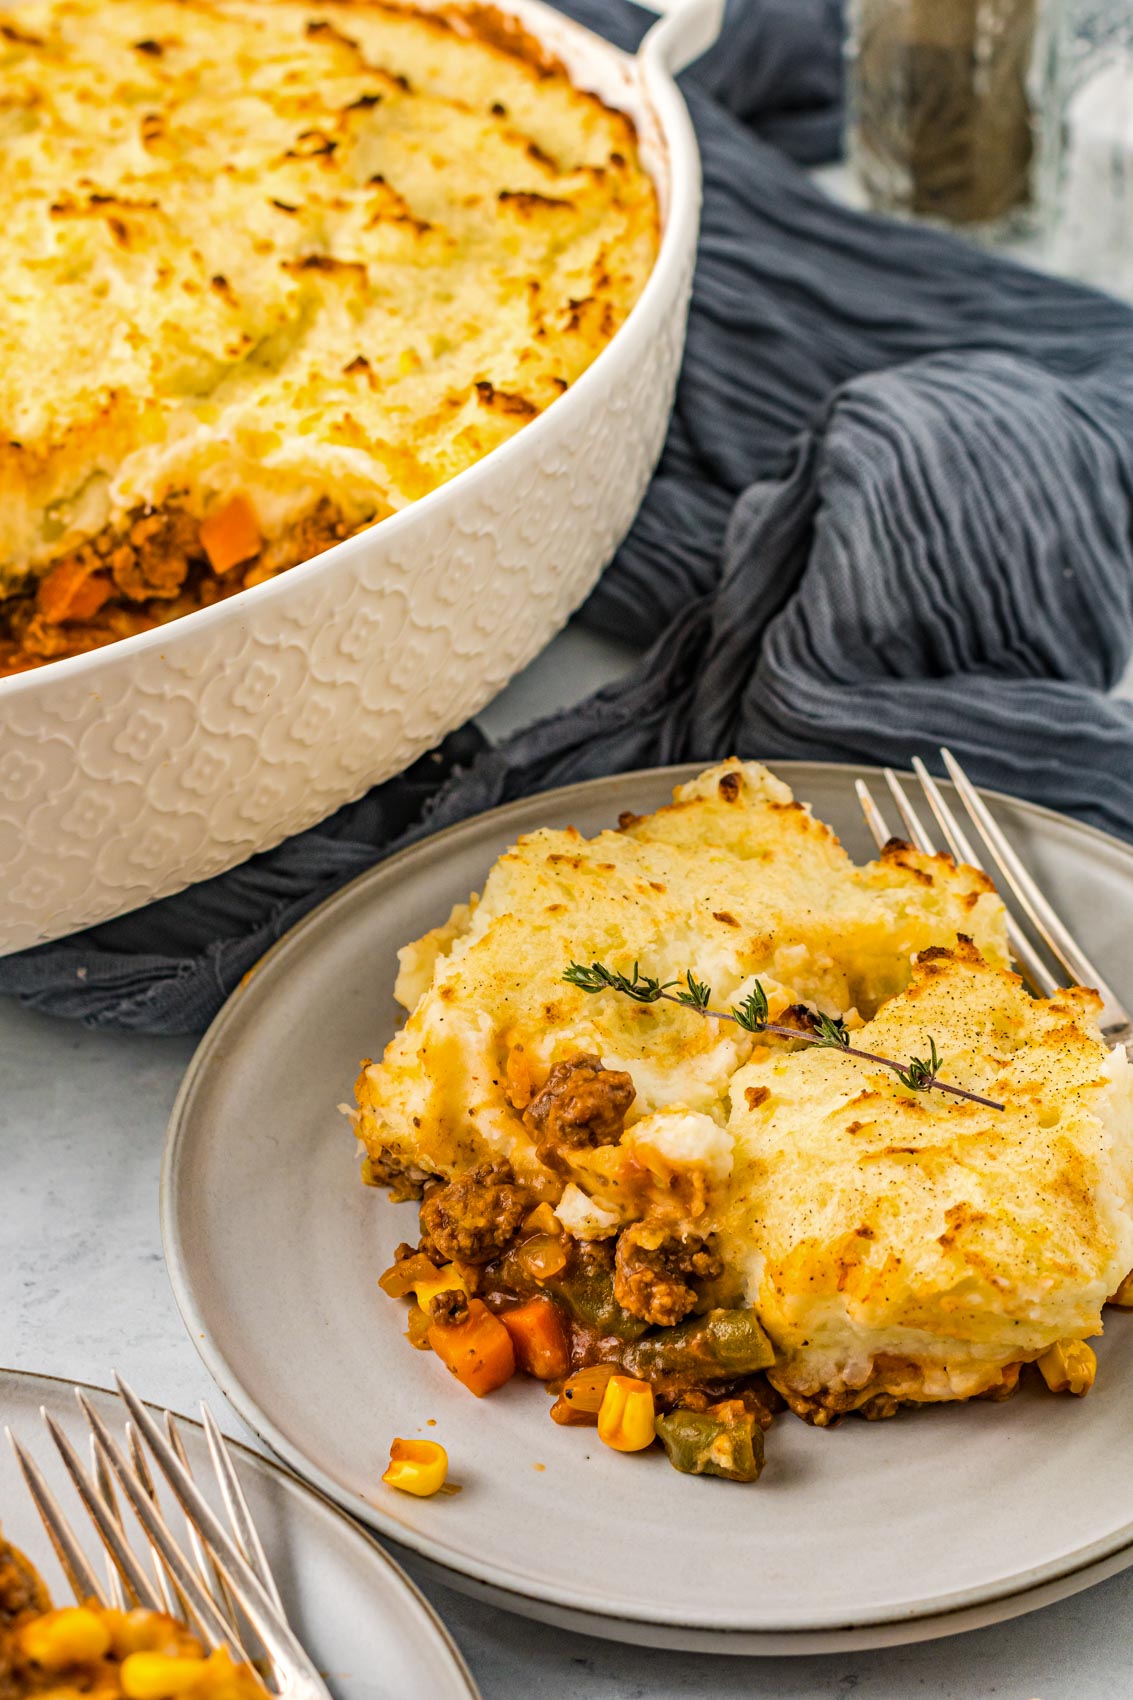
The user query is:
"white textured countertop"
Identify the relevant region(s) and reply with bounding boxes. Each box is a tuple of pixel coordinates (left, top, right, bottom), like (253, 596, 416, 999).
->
(3, 622, 1133, 1700)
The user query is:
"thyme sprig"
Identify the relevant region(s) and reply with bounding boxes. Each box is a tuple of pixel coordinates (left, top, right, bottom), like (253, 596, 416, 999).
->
(562, 961, 1004, 1111)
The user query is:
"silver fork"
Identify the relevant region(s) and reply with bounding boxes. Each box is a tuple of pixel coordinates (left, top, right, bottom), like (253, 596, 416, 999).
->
(855, 749, 1133, 1051)
(6, 1375, 329, 1700)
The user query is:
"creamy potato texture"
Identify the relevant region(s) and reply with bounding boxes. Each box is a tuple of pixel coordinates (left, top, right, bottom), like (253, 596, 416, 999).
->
(0, 0, 658, 664)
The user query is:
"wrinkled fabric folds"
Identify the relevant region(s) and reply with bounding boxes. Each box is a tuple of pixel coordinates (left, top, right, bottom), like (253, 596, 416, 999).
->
(3, 0, 1133, 1035)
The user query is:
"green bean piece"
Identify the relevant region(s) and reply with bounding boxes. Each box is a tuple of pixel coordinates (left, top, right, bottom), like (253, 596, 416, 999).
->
(544, 1268, 649, 1341)
(655, 1408, 764, 1483)
(623, 1307, 775, 1378)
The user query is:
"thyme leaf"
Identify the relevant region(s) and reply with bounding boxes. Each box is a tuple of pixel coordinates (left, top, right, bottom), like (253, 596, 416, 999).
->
(811, 1011, 851, 1050)
(731, 982, 770, 1033)
(675, 970, 712, 1013)
(894, 1037, 942, 1093)
(562, 959, 676, 1004)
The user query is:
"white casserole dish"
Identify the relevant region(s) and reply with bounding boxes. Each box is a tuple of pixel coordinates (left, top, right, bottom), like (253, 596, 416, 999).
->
(0, 0, 721, 953)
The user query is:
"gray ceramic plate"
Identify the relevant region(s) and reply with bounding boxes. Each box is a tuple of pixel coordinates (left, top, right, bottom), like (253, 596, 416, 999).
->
(162, 762, 1133, 1655)
(0, 1367, 478, 1698)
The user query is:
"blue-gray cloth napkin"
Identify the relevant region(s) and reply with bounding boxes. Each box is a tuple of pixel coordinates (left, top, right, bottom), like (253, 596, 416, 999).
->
(4, 0, 1133, 1035)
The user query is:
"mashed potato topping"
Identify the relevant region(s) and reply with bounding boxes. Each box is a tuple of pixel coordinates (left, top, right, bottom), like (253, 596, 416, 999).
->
(725, 937, 1133, 1418)
(0, 0, 658, 671)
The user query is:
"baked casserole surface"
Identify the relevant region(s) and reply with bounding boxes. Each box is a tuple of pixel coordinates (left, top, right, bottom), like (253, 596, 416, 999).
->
(0, 0, 658, 673)
(351, 761, 1133, 1478)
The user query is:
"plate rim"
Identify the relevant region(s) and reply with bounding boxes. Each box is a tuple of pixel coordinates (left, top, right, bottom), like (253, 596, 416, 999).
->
(0, 1363, 480, 1699)
(161, 759, 1133, 1650)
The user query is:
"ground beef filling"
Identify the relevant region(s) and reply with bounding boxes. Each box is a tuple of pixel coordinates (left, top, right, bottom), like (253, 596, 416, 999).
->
(770, 1359, 1024, 1427)
(109, 506, 203, 602)
(418, 1160, 531, 1264)
(613, 1225, 724, 1328)
(429, 1288, 470, 1326)
(522, 1053, 635, 1167)
(362, 1146, 439, 1203)
(0, 497, 364, 676)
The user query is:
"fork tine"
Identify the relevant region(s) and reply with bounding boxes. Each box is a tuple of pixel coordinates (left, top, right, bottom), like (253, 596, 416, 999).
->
(861, 766, 1053, 997)
(164, 1415, 242, 1638)
(42, 1411, 165, 1613)
(932, 744, 1122, 1006)
(90, 1435, 127, 1610)
(6, 1428, 106, 1606)
(201, 1405, 284, 1617)
(908, 759, 978, 866)
(126, 1423, 181, 1620)
(940, 749, 1126, 1020)
(854, 779, 892, 851)
(884, 768, 937, 854)
(128, 1419, 222, 1644)
(114, 1378, 315, 1677)
(76, 1393, 243, 1655)
(911, 757, 1058, 999)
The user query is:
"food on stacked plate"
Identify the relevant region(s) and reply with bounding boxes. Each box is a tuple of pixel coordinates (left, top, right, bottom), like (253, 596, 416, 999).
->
(351, 759, 1133, 1481)
(0, 1527, 263, 1699)
(0, 0, 658, 674)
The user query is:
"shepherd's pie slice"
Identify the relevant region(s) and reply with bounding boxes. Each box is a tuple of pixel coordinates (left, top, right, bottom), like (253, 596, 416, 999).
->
(351, 759, 1133, 1476)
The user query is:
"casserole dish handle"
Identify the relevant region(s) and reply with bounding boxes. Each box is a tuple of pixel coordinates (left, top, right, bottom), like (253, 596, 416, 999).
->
(637, 0, 725, 76)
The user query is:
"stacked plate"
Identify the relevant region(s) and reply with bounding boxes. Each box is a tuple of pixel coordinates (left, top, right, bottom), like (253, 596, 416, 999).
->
(0, 1368, 477, 1697)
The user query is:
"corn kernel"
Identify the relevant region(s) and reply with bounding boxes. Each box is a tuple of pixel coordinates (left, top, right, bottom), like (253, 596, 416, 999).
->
(19, 1605, 112, 1668)
(382, 1437, 449, 1496)
(1037, 1339, 1096, 1396)
(1110, 1271, 1133, 1307)
(597, 1375, 656, 1452)
(108, 1608, 200, 1660)
(101, 1607, 134, 1658)
(199, 1646, 263, 1700)
(411, 1265, 469, 1309)
(121, 1651, 210, 1699)
(199, 1646, 264, 1700)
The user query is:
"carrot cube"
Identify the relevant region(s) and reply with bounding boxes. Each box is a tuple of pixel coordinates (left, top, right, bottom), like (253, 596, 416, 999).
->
(427, 1299, 515, 1397)
(500, 1297, 570, 1381)
(199, 495, 262, 575)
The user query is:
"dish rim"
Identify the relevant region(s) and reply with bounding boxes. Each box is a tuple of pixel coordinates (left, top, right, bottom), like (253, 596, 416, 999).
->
(0, 0, 692, 701)
(161, 758, 1133, 1646)
(0, 1362, 481, 1698)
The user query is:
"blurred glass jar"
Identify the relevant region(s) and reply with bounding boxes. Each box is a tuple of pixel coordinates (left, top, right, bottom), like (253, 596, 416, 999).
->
(845, 1, 1133, 298)
(844, 0, 1058, 235)
(1047, 2, 1133, 297)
